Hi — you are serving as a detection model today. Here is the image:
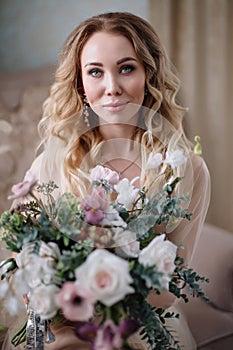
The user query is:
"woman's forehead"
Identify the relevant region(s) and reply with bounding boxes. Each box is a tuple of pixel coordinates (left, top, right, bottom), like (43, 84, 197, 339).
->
(81, 32, 137, 65)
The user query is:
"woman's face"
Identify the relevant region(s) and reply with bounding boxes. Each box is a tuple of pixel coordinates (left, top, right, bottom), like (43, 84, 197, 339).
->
(81, 31, 146, 124)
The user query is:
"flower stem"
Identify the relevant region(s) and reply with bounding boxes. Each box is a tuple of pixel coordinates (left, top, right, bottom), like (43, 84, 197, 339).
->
(105, 306, 112, 320)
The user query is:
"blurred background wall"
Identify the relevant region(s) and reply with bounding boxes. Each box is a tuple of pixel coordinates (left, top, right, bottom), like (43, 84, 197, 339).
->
(0, 0, 148, 72)
(149, 0, 233, 233)
(0, 0, 232, 233)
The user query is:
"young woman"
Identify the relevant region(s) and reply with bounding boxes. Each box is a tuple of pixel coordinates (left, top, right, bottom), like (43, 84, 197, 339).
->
(6, 12, 210, 350)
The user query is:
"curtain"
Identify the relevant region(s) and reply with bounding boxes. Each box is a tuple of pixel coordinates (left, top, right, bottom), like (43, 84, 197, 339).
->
(149, 0, 233, 232)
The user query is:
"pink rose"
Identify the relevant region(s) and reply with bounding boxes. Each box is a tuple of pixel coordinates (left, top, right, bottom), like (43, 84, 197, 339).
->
(8, 170, 37, 200)
(90, 165, 120, 185)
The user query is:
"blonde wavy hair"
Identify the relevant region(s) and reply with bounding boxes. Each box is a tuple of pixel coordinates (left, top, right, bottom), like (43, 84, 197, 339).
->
(38, 12, 190, 197)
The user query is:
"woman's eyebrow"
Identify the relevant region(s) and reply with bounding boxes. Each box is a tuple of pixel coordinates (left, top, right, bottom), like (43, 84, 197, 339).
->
(84, 62, 103, 68)
(84, 56, 137, 68)
(116, 57, 137, 64)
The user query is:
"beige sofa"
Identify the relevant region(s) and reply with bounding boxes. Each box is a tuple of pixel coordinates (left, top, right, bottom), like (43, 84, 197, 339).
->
(179, 223, 233, 349)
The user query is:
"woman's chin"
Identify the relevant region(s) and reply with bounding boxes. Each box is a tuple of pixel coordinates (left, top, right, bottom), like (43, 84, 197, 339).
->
(94, 103, 141, 126)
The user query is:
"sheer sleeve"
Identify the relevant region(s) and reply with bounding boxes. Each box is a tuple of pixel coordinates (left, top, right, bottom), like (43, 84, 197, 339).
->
(28, 149, 68, 199)
(147, 153, 210, 310)
(167, 153, 211, 265)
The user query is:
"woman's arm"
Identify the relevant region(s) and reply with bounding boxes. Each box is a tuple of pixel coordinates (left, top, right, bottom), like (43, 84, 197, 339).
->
(168, 153, 211, 265)
(147, 154, 211, 309)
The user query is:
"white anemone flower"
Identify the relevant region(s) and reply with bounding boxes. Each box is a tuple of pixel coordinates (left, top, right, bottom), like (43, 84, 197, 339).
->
(114, 177, 139, 209)
(100, 205, 127, 227)
(147, 152, 163, 169)
(165, 149, 187, 169)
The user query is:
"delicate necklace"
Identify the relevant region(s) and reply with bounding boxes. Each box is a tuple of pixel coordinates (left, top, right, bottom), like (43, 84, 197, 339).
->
(102, 154, 140, 177)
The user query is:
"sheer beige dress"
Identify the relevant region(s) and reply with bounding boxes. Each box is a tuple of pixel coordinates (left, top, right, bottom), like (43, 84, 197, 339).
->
(2, 152, 210, 350)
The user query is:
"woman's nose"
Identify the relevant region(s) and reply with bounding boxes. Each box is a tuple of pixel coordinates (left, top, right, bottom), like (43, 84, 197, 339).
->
(104, 74, 122, 96)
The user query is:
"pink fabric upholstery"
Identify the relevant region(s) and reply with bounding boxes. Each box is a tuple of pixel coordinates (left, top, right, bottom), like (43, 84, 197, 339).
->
(179, 223, 233, 349)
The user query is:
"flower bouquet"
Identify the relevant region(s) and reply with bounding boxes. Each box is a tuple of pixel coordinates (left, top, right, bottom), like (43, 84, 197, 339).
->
(0, 150, 209, 350)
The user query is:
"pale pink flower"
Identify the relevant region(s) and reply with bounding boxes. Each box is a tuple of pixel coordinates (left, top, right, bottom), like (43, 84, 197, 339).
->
(8, 170, 37, 200)
(90, 165, 120, 185)
(56, 282, 96, 321)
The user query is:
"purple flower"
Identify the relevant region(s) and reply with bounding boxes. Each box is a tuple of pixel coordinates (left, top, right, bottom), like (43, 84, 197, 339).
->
(8, 170, 37, 200)
(82, 187, 109, 225)
(75, 318, 140, 350)
(55, 282, 96, 321)
(93, 319, 140, 350)
(75, 322, 99, 342)
(118, 319, 140, 339)
(94, 320, 122, 350)
(84, 209, 105, 225)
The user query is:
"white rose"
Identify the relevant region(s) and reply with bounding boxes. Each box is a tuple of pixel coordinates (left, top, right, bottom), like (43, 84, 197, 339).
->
(16, 242, 59, 288)
(139, 234, 177, 289)
(17, 242, 60, 270)
(114, 230, 140, 258)
(75, 249, 134, 306)
(0, 279, 9, 298)
(4, 295, 25, 316)
(11, 269, 30, 296)
(0, 280, 24, 315)
(29, 284, 59, 319)
(114, 177, 139, 209)
(16, 243, 34, 268)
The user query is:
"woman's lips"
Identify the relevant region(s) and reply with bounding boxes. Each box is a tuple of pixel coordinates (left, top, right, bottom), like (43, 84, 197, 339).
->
(102, 101, 128, 112)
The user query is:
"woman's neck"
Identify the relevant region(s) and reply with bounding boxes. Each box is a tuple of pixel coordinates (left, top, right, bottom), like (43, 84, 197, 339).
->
(97, 123, 141, 184)
(98, 123, 136, 142)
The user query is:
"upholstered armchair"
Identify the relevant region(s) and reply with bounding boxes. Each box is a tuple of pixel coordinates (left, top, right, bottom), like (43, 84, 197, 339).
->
(179, 223, 233, 349)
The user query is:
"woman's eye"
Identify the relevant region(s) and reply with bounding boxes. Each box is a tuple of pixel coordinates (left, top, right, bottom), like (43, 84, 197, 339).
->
(89, 69, 102, 78)
(120, 65, 135, 74)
